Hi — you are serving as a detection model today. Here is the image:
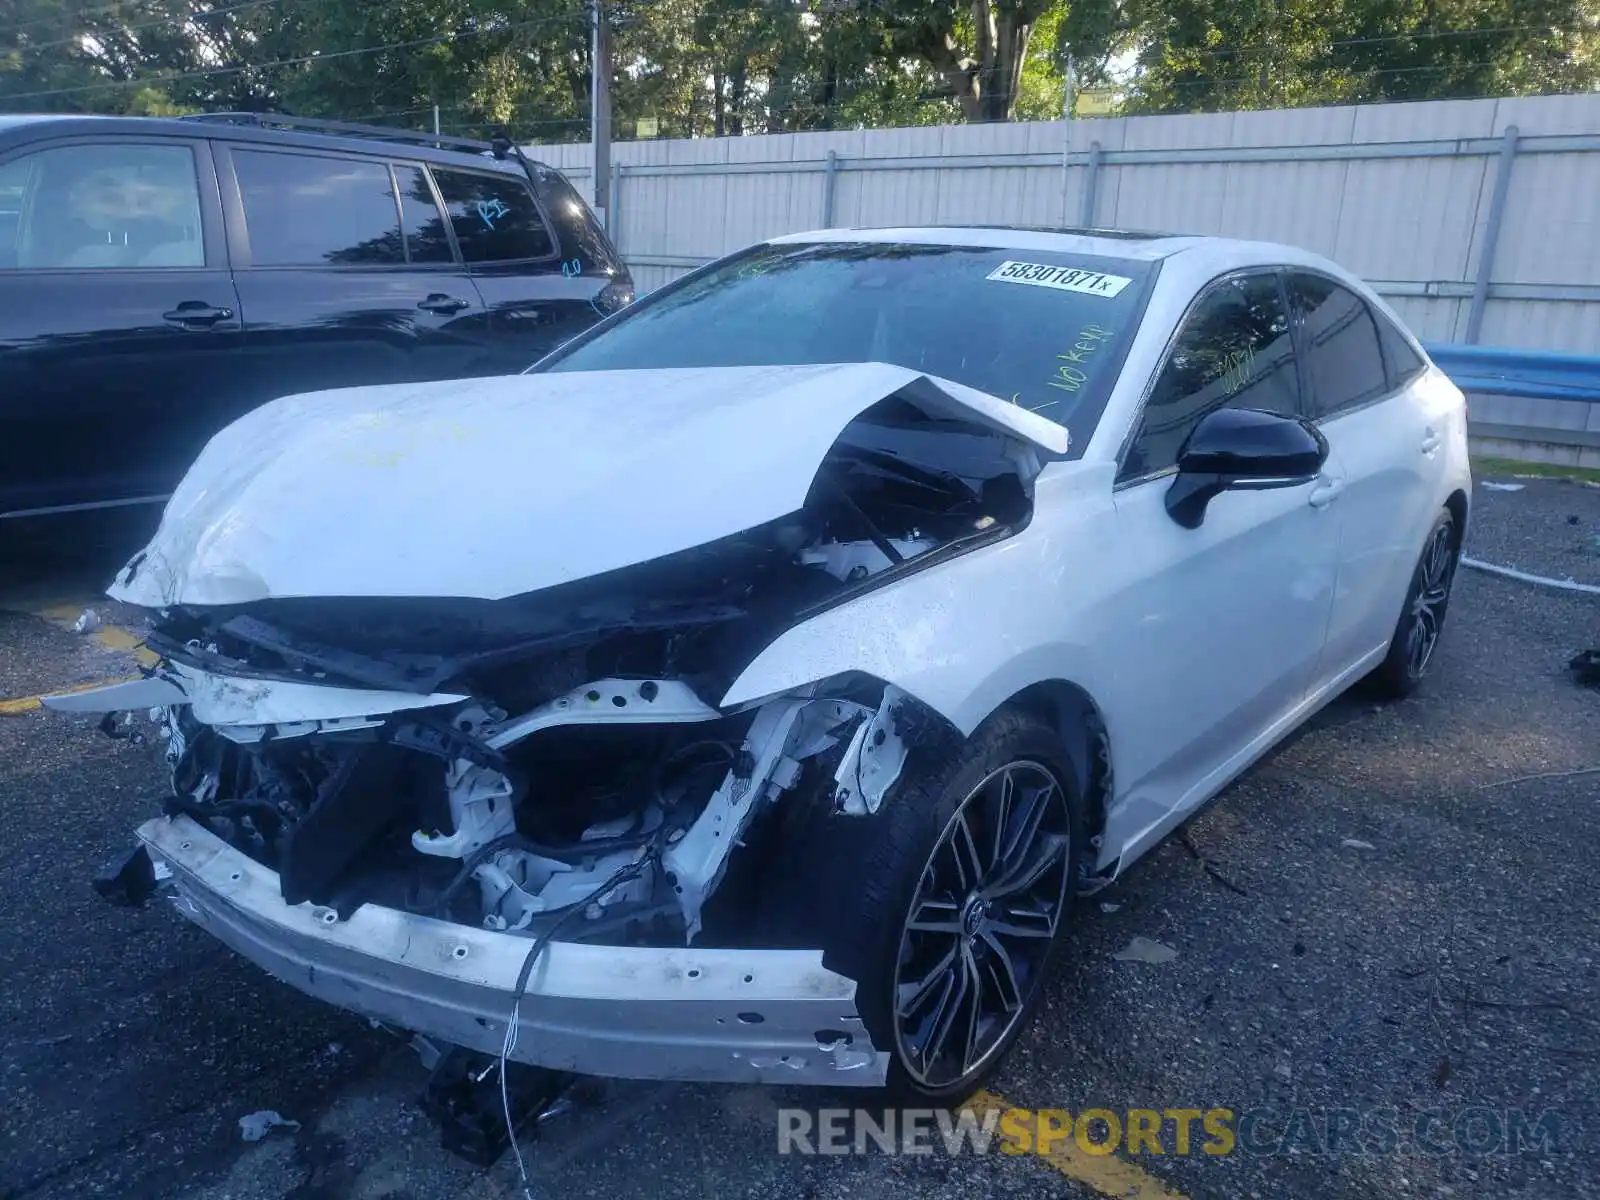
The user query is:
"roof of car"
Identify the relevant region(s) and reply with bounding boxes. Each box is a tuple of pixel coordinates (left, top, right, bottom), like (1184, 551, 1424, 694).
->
(0, 112, 535, 174)
(770, 225, 1209, 262)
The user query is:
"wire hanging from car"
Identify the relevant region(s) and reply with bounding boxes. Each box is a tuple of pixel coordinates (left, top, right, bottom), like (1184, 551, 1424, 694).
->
(496, 846, 661, 1200)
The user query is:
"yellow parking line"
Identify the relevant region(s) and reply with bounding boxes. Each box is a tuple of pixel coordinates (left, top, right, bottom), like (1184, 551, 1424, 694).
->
(0, 602, 156, 715)
(966, 1091, 1188, 1199)
(0, 674, 141, 716)
(29, 602, 160, 669)
(93, 623, 161, 668)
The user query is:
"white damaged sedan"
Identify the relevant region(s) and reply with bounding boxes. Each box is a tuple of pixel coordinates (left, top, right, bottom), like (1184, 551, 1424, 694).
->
(60, 227, 1470, 1104)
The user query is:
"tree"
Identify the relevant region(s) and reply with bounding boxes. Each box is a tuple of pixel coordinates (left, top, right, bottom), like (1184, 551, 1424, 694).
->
(1119, 0, 1600, 112)
(1, 0, 1594, 130)
(833, 0, 1058, 122)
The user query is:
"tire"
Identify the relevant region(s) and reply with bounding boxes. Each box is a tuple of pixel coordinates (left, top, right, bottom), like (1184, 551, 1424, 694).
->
(757, 706, 1086, 1104)
(1370, 507, 1460, 699)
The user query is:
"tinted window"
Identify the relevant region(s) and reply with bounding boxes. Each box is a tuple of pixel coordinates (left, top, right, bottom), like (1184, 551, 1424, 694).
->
(1373, 307, 1427, 388)
(431, 169, 554, 262)
(1287, 273, 1389, 419)
(1, 143, 203, 269)
(541, 241, 1158, 448)
(533, 165, 615, 268)
(233, 149, 402, 267)
(1121, 272, 1299, 481)
(394, 164, 453, 264)
(0, 155, 26, 267)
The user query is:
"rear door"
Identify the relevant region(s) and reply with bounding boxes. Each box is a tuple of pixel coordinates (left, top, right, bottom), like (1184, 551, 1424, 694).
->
(428, 164, 606, 370)
(218, 144, 492, 407)
(0, 136, 241, 515)
(1286, 272, 1440, 680)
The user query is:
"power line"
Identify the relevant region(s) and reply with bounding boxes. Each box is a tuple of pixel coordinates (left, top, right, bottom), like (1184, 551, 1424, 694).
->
(1152, 56, 1591, 89)
(0, 0, 796, 45)
(351, 101, 589, 133)
(0, 9, 589, 105)
(1136, 22, 1598, 67)
(0, 0, 141, 40)
(2, 0, 285, 56)
(0, 0, 279, 42)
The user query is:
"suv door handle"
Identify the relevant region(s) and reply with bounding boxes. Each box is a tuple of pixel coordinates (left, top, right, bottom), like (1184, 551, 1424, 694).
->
(1420, 428, 1442, 454)
(1308, 476, 1345, 508)
(418, 293, 471, 314)
(162, 302, 233, 328)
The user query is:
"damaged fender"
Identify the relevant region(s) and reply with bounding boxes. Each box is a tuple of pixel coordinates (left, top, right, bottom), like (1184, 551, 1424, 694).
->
(720, 461, 1122, 740)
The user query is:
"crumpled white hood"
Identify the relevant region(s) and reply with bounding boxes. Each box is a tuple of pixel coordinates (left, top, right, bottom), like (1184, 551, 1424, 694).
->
(110, 363, 1069, 606)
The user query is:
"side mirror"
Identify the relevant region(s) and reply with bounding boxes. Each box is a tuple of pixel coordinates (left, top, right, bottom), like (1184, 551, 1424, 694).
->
(1165, 407, 1328, 529)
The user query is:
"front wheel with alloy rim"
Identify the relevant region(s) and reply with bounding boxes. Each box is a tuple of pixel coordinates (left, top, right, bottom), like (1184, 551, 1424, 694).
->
(1370, 506, 1460, 698)
(893, 758, 1074, 1092)
(755, 707, 1086, 1103)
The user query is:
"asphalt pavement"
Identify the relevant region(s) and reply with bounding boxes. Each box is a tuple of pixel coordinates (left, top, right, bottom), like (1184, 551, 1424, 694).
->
(1, 480, 1597, 1200)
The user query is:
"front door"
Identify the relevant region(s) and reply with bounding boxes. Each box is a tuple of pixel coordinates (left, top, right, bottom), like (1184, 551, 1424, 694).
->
(1097, 270, 1342, 861)
(0, 137, 240, 515)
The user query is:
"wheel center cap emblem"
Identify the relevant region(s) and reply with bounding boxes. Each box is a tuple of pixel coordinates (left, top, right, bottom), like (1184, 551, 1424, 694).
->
(962, 896, 988, 939)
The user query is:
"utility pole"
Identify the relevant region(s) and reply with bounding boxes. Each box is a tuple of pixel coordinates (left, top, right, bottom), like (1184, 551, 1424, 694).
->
(1062, 51, 1075, 119)
(591, 0, 612, 231)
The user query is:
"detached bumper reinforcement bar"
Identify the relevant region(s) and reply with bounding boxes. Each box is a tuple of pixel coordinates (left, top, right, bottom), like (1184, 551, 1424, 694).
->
(137, 815, 888, 1087)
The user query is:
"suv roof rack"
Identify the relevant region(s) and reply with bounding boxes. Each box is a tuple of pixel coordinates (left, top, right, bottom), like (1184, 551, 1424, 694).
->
(182, 111, 550, 194)
(181, 112, 517, 159)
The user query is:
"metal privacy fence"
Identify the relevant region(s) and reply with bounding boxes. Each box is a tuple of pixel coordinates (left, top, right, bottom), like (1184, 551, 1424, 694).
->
(1425, 344, 1600, 467)
(529, 93, 1600, 465)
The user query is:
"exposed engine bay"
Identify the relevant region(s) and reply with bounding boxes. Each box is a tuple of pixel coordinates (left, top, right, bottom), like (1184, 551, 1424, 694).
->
(130, 395, 1035, 948)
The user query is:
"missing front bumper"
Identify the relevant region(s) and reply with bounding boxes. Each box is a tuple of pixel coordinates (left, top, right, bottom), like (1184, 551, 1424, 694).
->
(136, 815, 888, 1087)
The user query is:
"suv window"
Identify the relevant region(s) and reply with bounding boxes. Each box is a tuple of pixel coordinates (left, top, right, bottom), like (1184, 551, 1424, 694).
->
(0, 143, 203, 270)
(1287, 273, 1389, 419)
(1121, 271, 1299, 482)
(1373, 306, 1427, 389)
(233, 149, 404, 267)
(432, 168, 554, 263)
(393, 163, 453, 264)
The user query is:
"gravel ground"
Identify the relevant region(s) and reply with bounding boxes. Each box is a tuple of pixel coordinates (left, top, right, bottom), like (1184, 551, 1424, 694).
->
(1, 478, 1596, 1200)
(1467, 472, 1600, 587)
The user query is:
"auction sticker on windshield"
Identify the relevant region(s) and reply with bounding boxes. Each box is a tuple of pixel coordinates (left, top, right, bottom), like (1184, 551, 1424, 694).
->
(987, 261, 1132, 297)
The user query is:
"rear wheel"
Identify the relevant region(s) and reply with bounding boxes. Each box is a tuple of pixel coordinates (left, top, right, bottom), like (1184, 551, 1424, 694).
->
(759, 707, 1085, 1103)
(1370, 507, 1459, 698)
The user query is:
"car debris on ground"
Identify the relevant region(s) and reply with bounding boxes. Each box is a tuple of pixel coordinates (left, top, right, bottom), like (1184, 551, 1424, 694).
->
(239, 1110, 301, 1142)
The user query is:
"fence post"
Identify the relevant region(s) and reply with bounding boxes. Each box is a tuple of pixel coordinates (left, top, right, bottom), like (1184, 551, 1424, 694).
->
(823, 149, 838, 226)
(1060, 138, 1072, 225)
(1079, 141, 1102, 227)
(608, 162, 624, 247)
(1466, 125, 1519, 345)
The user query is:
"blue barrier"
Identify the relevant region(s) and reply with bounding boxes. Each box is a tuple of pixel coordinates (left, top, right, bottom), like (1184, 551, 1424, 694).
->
(1423, 343, 1600, 404)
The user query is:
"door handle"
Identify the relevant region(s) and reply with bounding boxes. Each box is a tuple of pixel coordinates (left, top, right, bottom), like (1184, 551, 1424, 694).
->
(162, 301, 233, 328)
(1420, 428, 1442, 454)
(1308, 476, 1344, 508)
(418, 293, 470, 314)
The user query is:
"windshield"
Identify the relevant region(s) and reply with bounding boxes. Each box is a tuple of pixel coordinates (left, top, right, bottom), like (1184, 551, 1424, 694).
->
(537, 240, 1158, 453)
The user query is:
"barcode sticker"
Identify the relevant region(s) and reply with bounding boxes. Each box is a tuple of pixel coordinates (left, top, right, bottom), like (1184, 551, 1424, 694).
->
(986, 260, 1132, 297)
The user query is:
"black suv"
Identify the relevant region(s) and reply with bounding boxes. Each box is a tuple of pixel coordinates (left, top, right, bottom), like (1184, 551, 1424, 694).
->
(0, 112, 632, 519)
